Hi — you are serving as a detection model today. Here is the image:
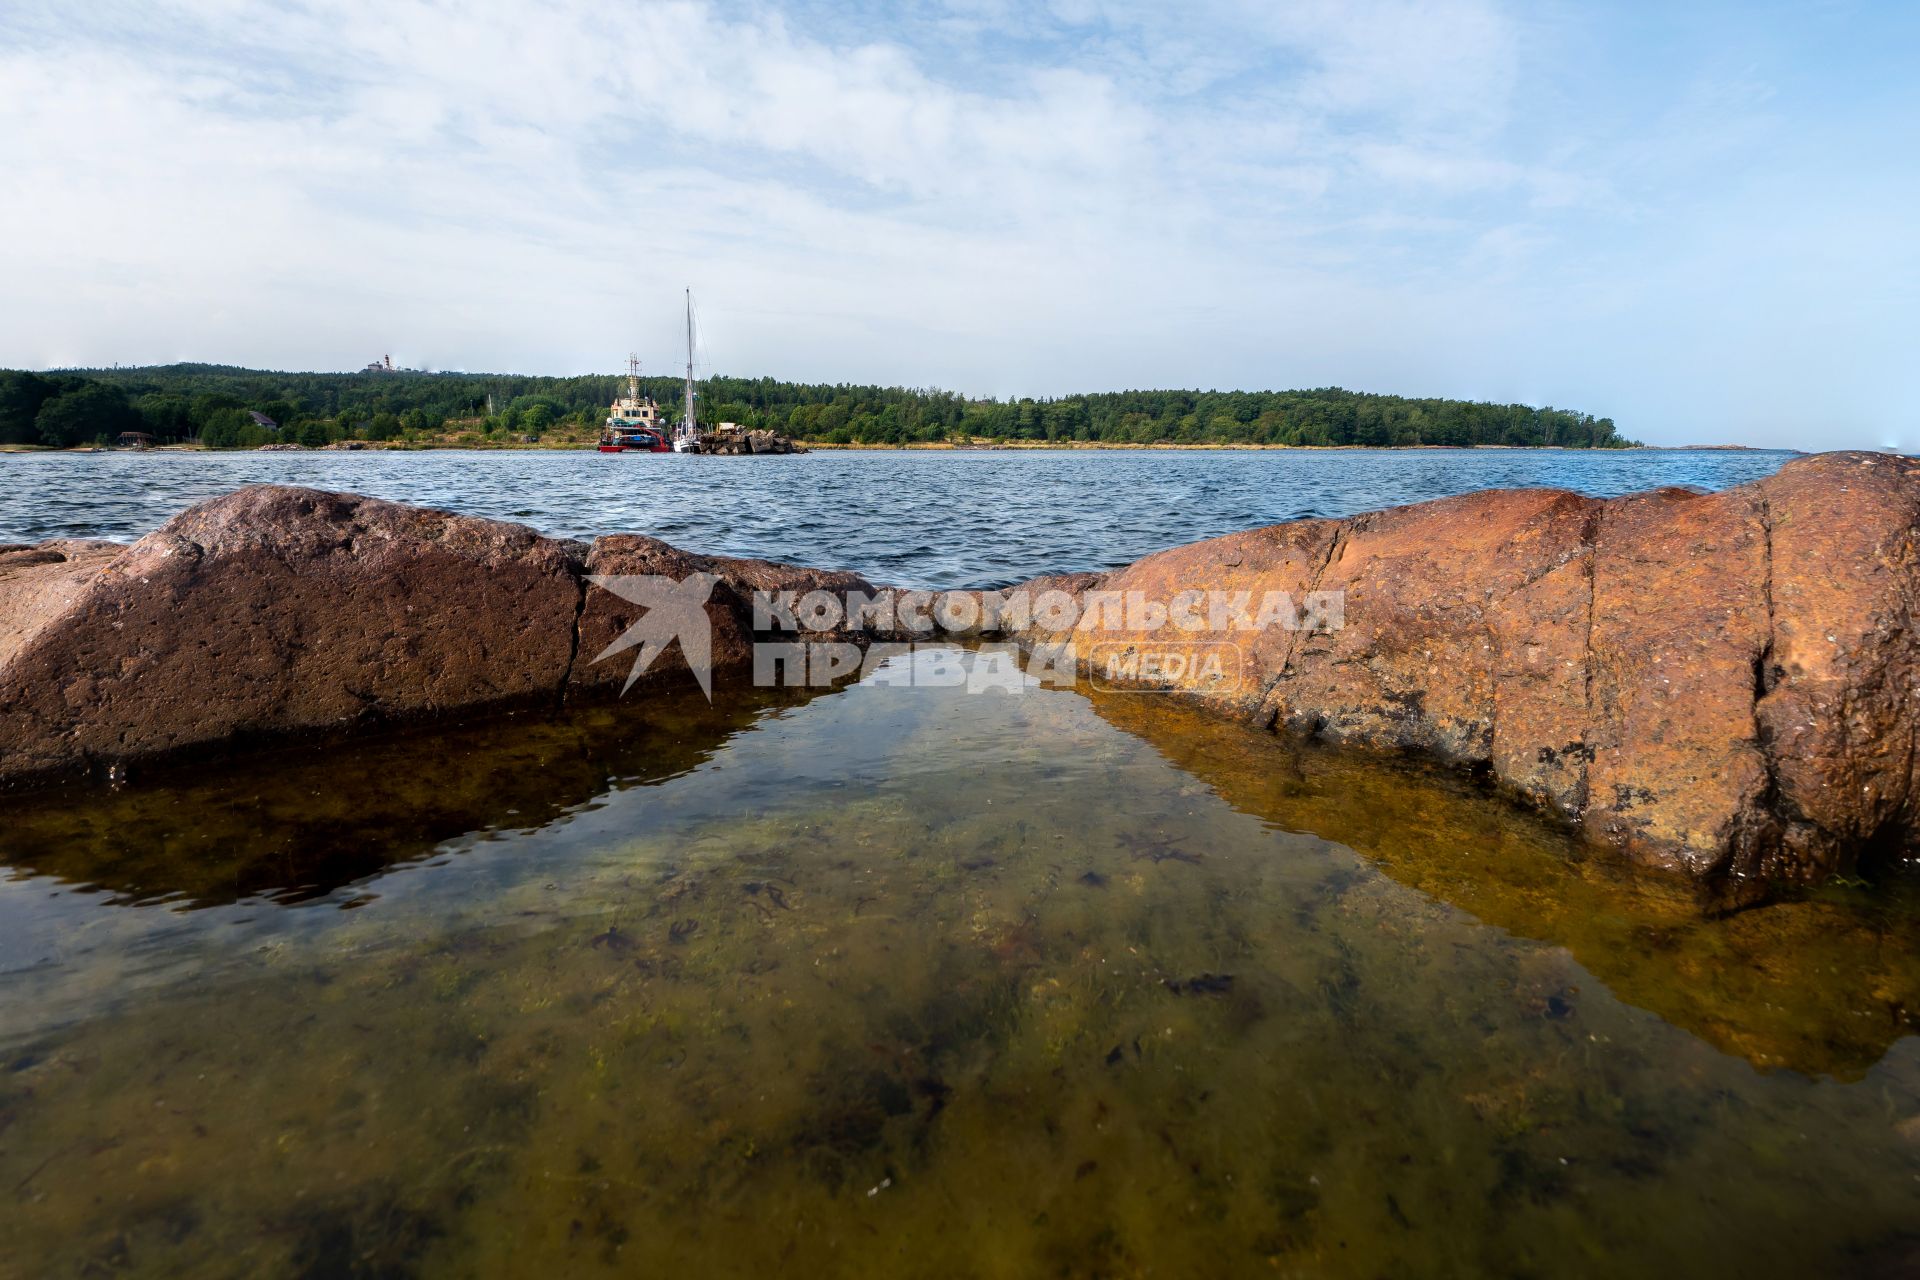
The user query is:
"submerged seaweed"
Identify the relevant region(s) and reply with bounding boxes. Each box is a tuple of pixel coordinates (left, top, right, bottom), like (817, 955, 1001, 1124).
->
(1, 651, 1918, 1277)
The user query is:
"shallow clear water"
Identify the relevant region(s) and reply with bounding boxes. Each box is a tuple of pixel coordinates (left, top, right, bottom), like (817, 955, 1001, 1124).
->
(3, 651, 1918, 1277)
(0, 448, 1797, 587)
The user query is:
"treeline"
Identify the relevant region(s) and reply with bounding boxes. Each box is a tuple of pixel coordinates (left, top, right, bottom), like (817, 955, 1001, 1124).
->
(0, 372, 147, 447)
(731, 382, 1633, 449)
(3, 363, 1636, 449)
(0, 366, 481, 448)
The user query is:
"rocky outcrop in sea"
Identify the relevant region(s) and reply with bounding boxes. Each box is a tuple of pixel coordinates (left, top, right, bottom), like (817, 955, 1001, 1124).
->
(1, 451, 1913, 898)
(990, 451, 1920, 894)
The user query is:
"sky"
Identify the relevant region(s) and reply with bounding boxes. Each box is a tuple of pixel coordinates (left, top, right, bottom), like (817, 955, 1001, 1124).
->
(1, 0, 1914, 448)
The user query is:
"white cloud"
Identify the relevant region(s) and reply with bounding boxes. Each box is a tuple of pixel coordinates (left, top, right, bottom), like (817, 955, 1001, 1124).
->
(0, 0, 1912, 447)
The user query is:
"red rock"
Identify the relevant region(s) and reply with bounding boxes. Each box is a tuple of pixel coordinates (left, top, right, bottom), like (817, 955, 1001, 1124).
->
(569, 536, 877, 695)
(1753, 452, 1920, 883)
(999, 452, 1920, 892)
(0, 486, 887, 784)
(1040, 522, 1336, 714)
(1583, 486, 1772, 877)
(0, 540, 124, 672)
(1267, 488, 1597, 768)
(698, 555, 875, 622)
(569, 535, 751, 696)
(0, 487, 585, 783)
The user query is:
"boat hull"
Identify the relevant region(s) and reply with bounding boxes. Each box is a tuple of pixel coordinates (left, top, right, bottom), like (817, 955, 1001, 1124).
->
(597, 431, 671, 453)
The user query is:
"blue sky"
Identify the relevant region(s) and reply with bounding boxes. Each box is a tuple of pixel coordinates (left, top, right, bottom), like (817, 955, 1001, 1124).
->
(1, 0, 1914, 447)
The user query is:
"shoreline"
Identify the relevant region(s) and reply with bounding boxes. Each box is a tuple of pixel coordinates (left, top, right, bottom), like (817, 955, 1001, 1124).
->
(0, 441, 1801, 456)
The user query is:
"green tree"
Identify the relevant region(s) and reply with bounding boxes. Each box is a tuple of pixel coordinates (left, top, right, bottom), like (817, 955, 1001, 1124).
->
(189, 392, 244, 430)
(138, 393, 194, 440)
(198, 406, 254, 448)
(294, 418, 333, 448)
(0, 371, 65, 444)
(36, 382, 138, 447)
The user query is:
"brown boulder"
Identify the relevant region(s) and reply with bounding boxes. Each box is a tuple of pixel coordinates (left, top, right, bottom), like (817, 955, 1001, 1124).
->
(0, 486, 586, 783)
(1582, 485, 1772, 876)
(569, 537, 878, 695)
(998, 452, 1920, 893)
(0, 540, 126, 672)
(1755, 453, 1920, 879)
(0, 484, 887, 785)
(1030, 523, 1337, 713)
(1267, 488, 1599, 768)
(569, 535, 752, 696)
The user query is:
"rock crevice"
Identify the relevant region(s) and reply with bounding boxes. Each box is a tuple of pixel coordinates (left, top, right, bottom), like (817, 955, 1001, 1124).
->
(1261, 515, 1349, 722)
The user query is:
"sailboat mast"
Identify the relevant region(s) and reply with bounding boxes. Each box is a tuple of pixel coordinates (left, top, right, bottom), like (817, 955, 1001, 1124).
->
(682, 289, 697, 438)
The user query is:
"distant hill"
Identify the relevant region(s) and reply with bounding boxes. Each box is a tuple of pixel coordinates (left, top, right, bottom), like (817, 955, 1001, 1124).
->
(3, 362, 1636, 449)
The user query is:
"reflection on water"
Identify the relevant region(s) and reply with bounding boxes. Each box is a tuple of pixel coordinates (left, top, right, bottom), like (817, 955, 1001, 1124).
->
(0, 688, 815, 910)
(1092, 696, 1920, 1081)
(3, 649, 1918, 1277)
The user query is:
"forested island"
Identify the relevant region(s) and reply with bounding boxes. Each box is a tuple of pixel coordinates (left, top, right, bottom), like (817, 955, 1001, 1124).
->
(1, 363, 1636, 449)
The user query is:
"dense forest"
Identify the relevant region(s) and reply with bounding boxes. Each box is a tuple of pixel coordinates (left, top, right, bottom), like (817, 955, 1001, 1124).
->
(1, 363, 1636, 449)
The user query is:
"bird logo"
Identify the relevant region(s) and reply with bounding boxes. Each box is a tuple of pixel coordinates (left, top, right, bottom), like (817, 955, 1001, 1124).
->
(587, 572, 722, 699)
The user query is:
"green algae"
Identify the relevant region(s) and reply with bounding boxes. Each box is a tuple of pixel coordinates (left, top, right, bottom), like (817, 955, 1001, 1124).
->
(2, 648, 1918, 1277)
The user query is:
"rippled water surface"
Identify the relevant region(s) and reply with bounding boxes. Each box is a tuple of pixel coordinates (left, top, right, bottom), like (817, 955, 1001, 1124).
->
(0, 448, 1797, 587)
(3, 651, 1918, 1278)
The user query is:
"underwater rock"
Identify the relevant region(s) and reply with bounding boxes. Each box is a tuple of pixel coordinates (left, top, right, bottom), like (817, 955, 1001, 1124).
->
(994, 451, 1920, 893)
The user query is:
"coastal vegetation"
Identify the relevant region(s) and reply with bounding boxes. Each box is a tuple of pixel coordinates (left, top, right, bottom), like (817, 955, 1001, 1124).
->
(1, 364, 1636, 449)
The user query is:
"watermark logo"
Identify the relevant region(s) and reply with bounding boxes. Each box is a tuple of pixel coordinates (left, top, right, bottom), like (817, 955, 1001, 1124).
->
(588, 572, 721, 697)
(587, 579, 1342, 698)
(1086, 640, 1246, 692)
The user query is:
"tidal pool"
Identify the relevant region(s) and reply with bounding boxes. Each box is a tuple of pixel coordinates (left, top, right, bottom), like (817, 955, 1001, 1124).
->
(2, 648, 1918, 1277)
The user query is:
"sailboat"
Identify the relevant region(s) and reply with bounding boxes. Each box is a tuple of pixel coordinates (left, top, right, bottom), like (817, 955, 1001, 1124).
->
(594, 292, 703, 454)
(673, 290, 702, 453)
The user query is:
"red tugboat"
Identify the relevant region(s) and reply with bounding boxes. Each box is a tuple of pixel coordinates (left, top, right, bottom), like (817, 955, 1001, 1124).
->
(597, 356, 671, 452)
